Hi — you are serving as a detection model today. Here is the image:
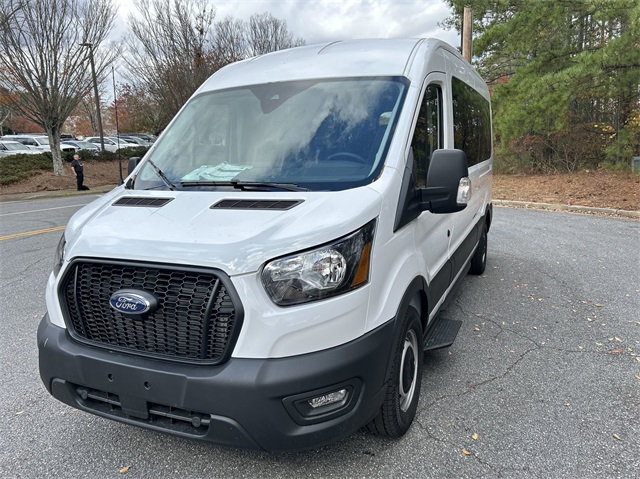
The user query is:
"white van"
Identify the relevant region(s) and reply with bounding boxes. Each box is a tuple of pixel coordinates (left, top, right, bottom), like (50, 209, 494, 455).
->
(38, 38, 493, 451)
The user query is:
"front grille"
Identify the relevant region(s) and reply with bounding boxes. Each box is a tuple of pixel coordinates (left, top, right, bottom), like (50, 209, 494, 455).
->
(60, 260, 242, 364)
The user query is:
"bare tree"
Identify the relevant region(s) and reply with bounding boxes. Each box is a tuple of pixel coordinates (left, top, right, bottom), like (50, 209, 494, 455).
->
(125, 0, 217, 119)
(125, 1, 305, 128)
(0, 0, 118, 175)
(213, 17, 246, 65)
(247, 12, 305, 57)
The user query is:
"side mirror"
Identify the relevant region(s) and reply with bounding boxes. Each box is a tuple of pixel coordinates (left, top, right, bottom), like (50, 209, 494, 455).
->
(128, 157, 142, 176)
(419, 149, 469, 214)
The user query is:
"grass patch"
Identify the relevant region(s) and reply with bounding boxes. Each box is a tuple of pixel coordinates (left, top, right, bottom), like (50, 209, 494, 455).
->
(0, 154, 53, 185)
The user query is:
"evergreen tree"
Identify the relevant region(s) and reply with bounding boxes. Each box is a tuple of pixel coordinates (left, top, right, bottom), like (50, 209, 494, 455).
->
(445, 0, 640, 171)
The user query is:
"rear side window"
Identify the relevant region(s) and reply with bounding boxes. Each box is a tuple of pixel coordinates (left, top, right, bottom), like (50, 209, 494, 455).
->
(452, 77, 491, 166)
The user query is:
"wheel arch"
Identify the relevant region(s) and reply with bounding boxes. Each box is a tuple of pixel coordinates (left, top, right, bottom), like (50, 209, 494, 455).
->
(382, 276, 429, 378)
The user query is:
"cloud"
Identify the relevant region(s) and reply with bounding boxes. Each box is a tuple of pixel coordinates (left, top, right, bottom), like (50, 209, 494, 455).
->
(112, 0, 459, 47)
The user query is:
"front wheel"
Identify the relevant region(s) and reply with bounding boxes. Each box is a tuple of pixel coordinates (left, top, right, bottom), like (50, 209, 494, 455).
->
(469, 222, 487, 275)
(367, 306, 423, 438)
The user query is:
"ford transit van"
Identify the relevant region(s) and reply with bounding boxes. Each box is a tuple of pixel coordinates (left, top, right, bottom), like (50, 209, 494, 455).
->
(38, 38, 493, 451)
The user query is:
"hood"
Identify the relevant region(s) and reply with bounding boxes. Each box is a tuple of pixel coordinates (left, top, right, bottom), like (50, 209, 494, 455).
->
(65, 188, 382, 275)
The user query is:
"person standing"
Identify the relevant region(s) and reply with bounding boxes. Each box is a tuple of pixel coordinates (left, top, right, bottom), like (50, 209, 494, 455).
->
(70, 154, 89, 190)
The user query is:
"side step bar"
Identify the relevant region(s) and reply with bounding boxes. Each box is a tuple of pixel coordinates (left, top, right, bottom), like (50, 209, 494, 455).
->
(423, 316, 462, 351)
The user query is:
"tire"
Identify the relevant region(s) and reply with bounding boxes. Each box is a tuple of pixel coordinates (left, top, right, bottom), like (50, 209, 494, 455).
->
(469, 222, 487, 275)
(367, 306, 423, 438)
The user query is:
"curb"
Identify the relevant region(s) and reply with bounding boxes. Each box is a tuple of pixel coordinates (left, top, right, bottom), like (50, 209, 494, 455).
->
(494, 199, 640, 219)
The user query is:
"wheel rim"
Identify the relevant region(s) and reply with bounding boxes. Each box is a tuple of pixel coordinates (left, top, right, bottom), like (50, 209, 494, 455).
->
(399, 329, 419, 412)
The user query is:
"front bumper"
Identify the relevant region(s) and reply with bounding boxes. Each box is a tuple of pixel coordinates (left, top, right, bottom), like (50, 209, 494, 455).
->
(37, 314, 394, 451)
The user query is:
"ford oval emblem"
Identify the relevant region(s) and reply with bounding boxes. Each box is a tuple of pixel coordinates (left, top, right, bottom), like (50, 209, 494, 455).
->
(109, 289, 157, 315)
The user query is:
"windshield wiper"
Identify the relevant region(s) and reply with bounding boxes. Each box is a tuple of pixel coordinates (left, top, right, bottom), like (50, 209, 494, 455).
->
(181, 180, 309, 192)
(146, 159, 177, 191)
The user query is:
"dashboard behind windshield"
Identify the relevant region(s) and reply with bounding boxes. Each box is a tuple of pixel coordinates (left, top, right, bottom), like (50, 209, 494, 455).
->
(134, 77, 408, 191)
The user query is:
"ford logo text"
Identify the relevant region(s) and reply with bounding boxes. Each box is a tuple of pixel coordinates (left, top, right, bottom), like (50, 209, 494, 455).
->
(109, 290, 157, 315)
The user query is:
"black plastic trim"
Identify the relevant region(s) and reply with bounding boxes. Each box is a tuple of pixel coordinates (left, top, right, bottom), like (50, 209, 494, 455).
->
(113, 197, 173, 207)
(211, 199, 303, 210)
(393, 149, 421, 232)
(38, 314, 395, 451)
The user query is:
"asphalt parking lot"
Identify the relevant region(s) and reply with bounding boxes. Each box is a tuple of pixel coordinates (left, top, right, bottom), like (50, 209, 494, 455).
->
(0, 197, 638, 478)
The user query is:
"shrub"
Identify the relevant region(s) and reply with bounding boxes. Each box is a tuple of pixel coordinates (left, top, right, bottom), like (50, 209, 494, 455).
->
(0, 153, 52, 185)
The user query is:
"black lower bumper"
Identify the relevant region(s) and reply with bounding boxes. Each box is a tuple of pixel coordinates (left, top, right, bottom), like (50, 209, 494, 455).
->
(37, 314, 394, 451)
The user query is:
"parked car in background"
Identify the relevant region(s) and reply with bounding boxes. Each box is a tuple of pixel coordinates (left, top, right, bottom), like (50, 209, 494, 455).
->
(0, 140, 43, 156)
(84, 136, 139, 152)
(1, 134, 76, 153)
(2, 134, 51, 151)
(61, 140, 100, 155)
(120, 132, 157, 143)
(118, 135, 152, 147)
(61, 134, 76, 141)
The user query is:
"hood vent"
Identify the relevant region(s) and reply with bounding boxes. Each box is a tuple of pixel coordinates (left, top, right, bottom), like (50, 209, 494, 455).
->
(211, 199, 303, 210)
(113, 197, 174, 208)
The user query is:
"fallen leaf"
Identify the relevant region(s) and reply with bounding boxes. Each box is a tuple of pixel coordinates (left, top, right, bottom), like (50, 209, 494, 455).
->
(564, 403, 571, 407)
(15, 411, 24, 415)
(578, 346, 584, 350)
(119, 466, 131, 474)
(612, 349, 622, 354)
(462, 448, 472, 456)
(634, 375, 640, 380)
(596, 342, 604, 346)
(612, 434, 621, 441)
(471, 433, 478, 440)
(614, 337, 622, 342)
(595, 304, 603, 307)
(587, 317, 594, 322)
(474, 327, 480, 332)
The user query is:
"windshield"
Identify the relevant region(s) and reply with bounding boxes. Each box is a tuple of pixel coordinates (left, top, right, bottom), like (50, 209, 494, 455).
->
(133, 77, 407, 191)
(35, 137, 49, 146)
(5, 142, 29, 151)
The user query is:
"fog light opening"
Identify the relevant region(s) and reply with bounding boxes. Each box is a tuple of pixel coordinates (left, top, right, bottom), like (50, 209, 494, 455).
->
(308, 389, 347, 409)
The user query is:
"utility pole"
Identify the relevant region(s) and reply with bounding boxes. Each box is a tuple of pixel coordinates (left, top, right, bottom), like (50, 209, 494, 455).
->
(80, 42, 105, 152)
(462, 6, 473, 62)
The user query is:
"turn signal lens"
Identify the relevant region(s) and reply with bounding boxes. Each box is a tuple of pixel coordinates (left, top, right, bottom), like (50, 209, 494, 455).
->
(457, 176, 471, 205)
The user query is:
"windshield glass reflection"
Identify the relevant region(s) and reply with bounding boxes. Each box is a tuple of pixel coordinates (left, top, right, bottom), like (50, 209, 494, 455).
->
(135, 77, 407, 191)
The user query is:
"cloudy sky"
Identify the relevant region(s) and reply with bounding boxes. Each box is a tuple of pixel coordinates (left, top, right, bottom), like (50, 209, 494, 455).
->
(113, 0, 459, 48)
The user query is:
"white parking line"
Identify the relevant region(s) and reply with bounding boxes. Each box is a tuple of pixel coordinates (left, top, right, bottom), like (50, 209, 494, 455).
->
(0, 203, 90, 217)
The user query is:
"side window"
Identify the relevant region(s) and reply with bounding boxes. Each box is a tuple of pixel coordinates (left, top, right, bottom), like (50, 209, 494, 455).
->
(411, 84, 442, 187)
(452, 77, 491, 166)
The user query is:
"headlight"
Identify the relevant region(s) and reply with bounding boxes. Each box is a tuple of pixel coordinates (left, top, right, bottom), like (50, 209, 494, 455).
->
(53, 233, 66, 276)
(262, 219, 376, 306)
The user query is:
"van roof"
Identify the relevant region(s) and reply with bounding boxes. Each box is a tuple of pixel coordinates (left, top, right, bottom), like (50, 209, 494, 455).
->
(199, 38, 460, 92)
